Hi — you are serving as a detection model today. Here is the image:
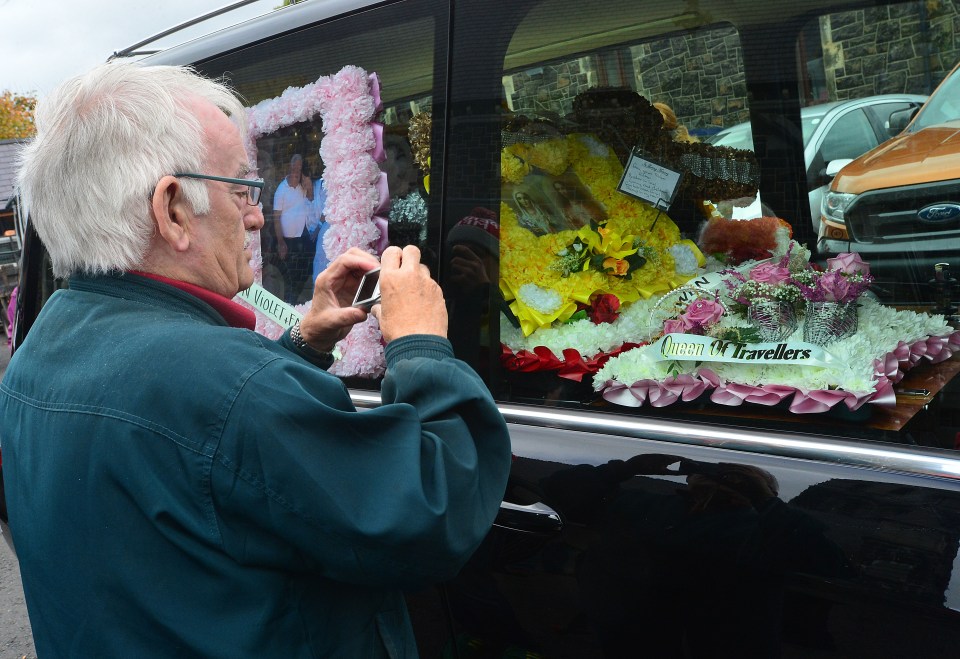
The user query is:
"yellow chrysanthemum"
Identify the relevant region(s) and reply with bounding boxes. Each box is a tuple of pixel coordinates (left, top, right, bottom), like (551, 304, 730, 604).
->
(498, 134, 688, 336)
(500, 151, 530, 185)
(522, 139, 570, 176)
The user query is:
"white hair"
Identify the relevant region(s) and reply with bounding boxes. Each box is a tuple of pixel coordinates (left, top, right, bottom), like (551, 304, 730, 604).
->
(18, 61, 247, 278)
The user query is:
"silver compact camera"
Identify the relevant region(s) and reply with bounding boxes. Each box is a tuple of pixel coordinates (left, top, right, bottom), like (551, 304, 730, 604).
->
(351, 267, 381, 309)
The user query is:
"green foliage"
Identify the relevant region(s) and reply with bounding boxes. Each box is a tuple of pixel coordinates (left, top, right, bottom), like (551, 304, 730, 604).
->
(714, 326, 763, 344)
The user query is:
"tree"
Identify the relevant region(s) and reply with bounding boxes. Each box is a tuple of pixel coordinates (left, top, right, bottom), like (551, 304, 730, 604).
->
(0, 91, 36, 140)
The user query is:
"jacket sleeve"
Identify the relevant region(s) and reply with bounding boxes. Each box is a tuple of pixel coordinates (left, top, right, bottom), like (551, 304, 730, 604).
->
(210, 334, 512, 589)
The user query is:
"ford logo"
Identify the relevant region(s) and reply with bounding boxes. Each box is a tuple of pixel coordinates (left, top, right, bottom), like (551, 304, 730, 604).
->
(918, 202, 960, 223)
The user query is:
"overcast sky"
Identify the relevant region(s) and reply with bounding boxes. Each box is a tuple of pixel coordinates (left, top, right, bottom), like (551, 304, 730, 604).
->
(0, 0, 275, 98)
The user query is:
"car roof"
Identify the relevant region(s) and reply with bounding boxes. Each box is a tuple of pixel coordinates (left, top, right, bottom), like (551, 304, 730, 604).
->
(711, 93, 928, 138)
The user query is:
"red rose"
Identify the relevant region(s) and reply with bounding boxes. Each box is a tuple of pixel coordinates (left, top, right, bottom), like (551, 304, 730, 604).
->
(589, 294, 621, 324)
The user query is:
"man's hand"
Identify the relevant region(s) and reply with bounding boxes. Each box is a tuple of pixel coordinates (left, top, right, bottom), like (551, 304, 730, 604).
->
(371, 245, 447, 342)
(623, 453, 684, 476)
(714, 464, 779, 505)
(298, 247, 380, 352)
(448, 244, 490, 294)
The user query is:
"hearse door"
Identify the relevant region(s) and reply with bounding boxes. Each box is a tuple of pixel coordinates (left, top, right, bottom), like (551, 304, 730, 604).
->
(447, 413, 960, 659)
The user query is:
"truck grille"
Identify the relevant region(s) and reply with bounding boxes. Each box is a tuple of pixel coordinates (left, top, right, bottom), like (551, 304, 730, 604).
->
(845, 179, 960, 243)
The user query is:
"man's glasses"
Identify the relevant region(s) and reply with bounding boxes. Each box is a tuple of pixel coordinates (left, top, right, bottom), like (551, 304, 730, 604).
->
(174, 173, 264, 206)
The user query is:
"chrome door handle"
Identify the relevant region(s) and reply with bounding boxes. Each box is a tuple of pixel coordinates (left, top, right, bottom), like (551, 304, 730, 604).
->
(494, 500, 562, 533)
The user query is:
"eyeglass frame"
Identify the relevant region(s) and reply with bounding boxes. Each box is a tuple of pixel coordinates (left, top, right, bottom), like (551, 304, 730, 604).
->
(173, 172, 265, 206)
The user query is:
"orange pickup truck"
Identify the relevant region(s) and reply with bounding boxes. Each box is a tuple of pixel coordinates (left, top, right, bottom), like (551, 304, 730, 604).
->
(820, 61, 960, 304)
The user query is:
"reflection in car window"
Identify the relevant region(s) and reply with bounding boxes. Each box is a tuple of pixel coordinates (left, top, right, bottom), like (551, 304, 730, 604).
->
(869, 101, 918, 135)
(194, 0, 443, 382)
(13, 0, 960, 458)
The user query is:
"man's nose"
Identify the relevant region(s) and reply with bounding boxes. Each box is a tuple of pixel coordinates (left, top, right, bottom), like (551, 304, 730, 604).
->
(245, 203, 265, 230)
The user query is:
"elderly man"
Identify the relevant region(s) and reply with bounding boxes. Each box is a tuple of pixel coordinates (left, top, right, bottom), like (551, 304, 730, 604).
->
(0, 62, 511, 658)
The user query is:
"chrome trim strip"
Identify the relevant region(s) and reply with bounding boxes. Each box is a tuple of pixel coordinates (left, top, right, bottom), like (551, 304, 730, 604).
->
(141, 0, 377, 67)
(349, 390, 960, 482)
(112, 0, 265, 58)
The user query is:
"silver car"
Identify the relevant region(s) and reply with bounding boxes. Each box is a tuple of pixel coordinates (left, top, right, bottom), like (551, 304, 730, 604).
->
(708, 94, 927, 229)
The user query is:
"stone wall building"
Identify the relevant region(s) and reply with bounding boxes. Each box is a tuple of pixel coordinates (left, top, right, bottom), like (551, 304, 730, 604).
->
(503, 0, 959, 132)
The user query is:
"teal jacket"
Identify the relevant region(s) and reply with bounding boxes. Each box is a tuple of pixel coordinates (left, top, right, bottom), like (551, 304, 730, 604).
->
(0, 273, 511, 658)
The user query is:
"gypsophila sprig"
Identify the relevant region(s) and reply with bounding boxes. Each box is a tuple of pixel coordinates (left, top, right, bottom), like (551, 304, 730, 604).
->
(550, 238, 590, 277)
(636, 243, 659, 267)
(723, 241, 810, 318)
(728, 279, 804, 317)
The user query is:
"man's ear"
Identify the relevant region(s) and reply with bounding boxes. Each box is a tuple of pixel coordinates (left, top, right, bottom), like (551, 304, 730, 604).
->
(151, 176, 193, 253)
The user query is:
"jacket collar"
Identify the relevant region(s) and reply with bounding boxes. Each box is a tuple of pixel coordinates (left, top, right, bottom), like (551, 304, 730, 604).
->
(68, 271, 257, 330)
(129, 272, 257, 330)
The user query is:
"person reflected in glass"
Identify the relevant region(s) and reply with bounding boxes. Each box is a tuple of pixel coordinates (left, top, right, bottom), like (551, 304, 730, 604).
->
(306, 175, 329, 285)
(444, 209, 500, 366)
(272, 154, 313, 303)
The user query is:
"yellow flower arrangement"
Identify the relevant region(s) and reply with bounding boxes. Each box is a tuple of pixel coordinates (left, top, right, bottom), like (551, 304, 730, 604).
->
(501, 150, 530, 185)
(503, 139, 570, 177)
(500, 134, 695, 336)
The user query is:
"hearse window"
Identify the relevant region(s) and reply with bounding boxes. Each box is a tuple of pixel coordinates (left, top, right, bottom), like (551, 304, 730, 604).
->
(194, 0, 445, 383)
(18, 1, 445, 385)
(445, 0, 960, 450)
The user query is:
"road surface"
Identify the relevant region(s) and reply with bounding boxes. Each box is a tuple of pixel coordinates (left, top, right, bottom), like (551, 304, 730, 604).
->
(0, 343, 37, 659)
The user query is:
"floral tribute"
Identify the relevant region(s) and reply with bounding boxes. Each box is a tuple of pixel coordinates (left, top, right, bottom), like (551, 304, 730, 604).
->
(592, 244, 960, 413)
(724, 247, 872, 314)
(498, 123, 960, 415)
(662, 296, 725, 336)
(237, 66, 389, 377)
(498, 132, 706, 379)
(499, 134, 699, 332)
